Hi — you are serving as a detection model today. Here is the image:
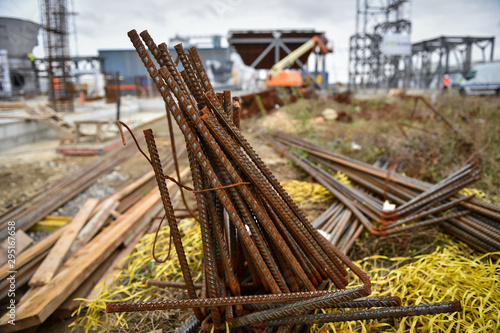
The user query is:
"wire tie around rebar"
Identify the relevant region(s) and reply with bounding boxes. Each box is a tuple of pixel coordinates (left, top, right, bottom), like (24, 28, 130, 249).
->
(117, 120, 250, 194)
(192, 182, 251, 194)
(152, 213, 174, 263)
(117, 120, 152, 164)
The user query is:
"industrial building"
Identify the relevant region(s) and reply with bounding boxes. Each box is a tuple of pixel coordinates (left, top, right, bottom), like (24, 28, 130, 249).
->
(98, 42, 232, 96)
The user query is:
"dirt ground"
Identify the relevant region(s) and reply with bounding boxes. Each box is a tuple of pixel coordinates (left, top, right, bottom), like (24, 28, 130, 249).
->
(0, 160, 75, 214)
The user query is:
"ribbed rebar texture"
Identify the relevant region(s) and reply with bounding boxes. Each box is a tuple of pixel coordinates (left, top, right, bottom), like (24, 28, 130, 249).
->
(261, 130, 500, 255)
(104, 29, 463, 332)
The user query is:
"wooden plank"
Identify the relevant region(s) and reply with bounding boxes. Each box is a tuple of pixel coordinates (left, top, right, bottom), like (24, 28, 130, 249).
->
(0, 226, 66, 282)
(85, 226, 148, 300)
(0, 102, 26, 109)
(28, 198, 99, 287)
(0, 230, 33, 265)
(0, 168, 186, 332)
(0, 253, 44, 302)
(52, 249, 120, 319)
(2, 193, 159, 331)
(66, 199, 119, 259)
(123, 200, 163, 246)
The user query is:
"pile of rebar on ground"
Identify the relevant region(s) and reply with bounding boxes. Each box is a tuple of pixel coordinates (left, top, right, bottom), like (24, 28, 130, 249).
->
(103, 29, 463, 332)
(0, 139, 141, 240)
(260, 131, 500, 258)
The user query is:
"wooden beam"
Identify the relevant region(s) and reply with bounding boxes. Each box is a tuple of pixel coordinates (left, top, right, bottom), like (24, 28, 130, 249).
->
(0, 230, 33, 265)
(86, 225, 149, 301)
(0, 114, 47, 120)
(66, 199, 118, 259)
(52, 249, 120, 319)
(0, 226, 66, 282)
(0, 253, 45, 302)
(0, 102, 26, 109)
(28, 199, 99, 287)
(0, 168, 187, 332)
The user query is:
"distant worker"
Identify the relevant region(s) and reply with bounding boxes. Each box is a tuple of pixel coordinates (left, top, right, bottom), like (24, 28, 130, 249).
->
(442, 74, 450, 92)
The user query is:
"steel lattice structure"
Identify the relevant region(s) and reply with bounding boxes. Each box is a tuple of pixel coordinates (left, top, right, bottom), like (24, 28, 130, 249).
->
(349, 0, 412, 90)
(41, 0, 74, 111)
(410, 36, 495, 89)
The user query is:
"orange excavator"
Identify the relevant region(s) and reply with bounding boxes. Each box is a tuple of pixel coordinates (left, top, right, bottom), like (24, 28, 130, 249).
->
(266, 35, 331, 88)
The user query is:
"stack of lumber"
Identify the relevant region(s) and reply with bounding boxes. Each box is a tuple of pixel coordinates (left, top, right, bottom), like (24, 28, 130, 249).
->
(0, 138, 188, 331)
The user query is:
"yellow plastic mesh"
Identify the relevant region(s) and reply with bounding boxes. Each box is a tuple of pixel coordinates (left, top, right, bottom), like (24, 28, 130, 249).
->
(311, 235, 500, 332)
(70, 219, 203, 332)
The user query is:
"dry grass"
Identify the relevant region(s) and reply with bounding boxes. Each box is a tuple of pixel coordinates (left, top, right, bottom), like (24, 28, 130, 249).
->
(256, 94, 500, 204)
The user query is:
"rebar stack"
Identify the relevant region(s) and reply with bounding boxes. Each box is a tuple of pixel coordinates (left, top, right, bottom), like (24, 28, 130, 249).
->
(0, 135, 145, 241)
(105, 30, 462, 332)
(262, 130, 500, 256)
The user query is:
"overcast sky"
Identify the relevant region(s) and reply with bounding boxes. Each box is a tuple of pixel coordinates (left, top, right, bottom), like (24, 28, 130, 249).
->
(1, 0, 500, 82)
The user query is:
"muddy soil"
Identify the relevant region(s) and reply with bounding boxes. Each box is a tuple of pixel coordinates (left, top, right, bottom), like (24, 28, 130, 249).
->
(0, 159, 80, 215)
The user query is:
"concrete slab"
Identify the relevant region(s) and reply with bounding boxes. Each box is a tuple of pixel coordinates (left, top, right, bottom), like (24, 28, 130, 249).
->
(0, 96, 165, 153)
(56, 111, 164, 156)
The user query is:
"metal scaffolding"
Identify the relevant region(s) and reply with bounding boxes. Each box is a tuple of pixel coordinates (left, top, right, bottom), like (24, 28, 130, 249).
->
(349, 0, 412, 90)
(41, 0, 74, 111)
(410, 36, 495, 89)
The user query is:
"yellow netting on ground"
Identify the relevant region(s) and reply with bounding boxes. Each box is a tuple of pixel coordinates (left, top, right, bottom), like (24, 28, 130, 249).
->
(311, 235, 500, 332)
(333, 170, 353, 187)
(280, 172, 351, 204)
(459, 187, 486, 200)
(70, 219, 203, 333)
(69, 203, 498, 332)
(281, 180, 333, 203)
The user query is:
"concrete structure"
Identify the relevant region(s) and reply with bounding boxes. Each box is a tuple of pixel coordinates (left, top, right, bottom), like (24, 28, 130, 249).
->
(0, 17, 40, 98)
(0, 97, 165, 152)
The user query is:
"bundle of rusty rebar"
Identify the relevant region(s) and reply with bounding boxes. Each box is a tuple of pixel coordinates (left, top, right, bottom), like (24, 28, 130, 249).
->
(104, 30, 462, 332)
(261, 130, 500, 257)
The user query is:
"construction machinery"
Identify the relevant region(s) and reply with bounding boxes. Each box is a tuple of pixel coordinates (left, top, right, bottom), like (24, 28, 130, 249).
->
(266, 35, 331, 88)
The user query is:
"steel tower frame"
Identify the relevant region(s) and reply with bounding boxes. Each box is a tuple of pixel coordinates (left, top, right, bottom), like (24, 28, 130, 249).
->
(410, 36, 495, 88)
(349, 0, 412, 90)
(41, 0, 74, 111)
